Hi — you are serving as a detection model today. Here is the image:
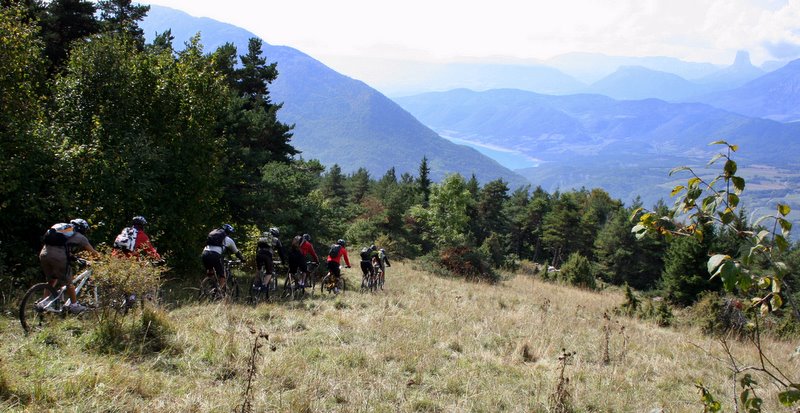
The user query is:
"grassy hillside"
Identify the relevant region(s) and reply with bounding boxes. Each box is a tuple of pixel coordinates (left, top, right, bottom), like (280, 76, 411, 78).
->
(1, 262, 797, 412)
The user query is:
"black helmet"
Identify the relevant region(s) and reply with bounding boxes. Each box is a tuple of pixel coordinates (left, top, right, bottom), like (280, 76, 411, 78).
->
(302, 233, 311, 242)
(370, 244, 376, 251)
(269, 227, 280, 237)
(70, 218, 89, 234)
(337, 239, 346, 246)
(132, 215, 147, 226)
(222, 224, 234, 234)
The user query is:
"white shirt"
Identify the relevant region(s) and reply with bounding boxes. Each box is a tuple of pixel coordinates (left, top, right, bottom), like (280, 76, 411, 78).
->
(203, 236, 239, 255)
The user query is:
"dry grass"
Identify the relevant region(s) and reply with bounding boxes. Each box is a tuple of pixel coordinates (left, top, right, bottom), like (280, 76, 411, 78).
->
(1, 262, 798, 412)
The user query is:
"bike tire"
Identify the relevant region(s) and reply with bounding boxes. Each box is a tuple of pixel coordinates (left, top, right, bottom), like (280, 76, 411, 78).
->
(378, 270, 385, 290)
(283, 274, 296, 300)
(19, 283, 61, 334)
(199, 277, 220, 301)
(226, 278, 240, 302)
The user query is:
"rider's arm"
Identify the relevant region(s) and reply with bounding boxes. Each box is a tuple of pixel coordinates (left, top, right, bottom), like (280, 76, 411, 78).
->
(225, 237, 245, 261)
(276, 239, 287, 263)
(342, 248, 351, 267)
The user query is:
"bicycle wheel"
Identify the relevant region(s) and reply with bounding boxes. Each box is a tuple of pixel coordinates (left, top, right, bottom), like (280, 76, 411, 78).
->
(283, 274, 296, 300)
(360, 275, 369, 293)
(378, 270, 385, 290)
(226, 278, 240, 302)
(19, 283, 61, 334)
(199, 277, 221, 301)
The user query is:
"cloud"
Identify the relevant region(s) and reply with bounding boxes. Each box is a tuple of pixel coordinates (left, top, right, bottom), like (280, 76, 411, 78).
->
(762, 40, 800, 59)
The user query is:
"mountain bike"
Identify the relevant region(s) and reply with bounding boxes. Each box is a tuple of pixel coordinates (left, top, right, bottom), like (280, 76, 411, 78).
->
(199, 259, 241, 302)
(374, 258, 385, 290)
(320, 265, 347, 295)
(18, 258, 134, 334)
(248, 260, 281, 305)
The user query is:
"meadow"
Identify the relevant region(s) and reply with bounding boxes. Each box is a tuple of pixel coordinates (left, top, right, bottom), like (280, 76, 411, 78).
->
(1, 262, 798, 412)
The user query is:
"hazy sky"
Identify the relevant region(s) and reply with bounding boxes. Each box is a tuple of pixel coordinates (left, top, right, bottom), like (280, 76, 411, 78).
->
(146, 0, 800, 65)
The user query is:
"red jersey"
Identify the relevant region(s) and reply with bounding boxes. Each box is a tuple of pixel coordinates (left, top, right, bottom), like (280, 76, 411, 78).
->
(326, 246, 350, 266)
(300, 239, 319, 262)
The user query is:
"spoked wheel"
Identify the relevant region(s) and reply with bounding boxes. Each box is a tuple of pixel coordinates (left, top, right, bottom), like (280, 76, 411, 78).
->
(377, 270, 385, 290)
(199, 277, 222, 301)
(19, 283, 61, 334)
(283, 275, 297, 300)
(225, 278, 240, 302)
(248, 273, 270, 306)
(360, 275, 370, 293)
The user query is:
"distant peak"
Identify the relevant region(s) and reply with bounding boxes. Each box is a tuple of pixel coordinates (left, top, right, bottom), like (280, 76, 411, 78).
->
(733, 50, 753, 68)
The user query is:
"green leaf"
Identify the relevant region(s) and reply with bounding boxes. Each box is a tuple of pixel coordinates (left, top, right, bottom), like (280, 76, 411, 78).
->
(707, 153, 725, 165)
(669, 166, 691, 176)
(709, 140, 729, 146)
(772, 278, 781, 293)
(727, 194, 739, 208)
(771, 294, 783, 310)
(776, 235, 789, 253)
(707, 254, 729, 275)
(687, 176, 702, 188)
(720, 210, 734, 225)
(720, 261, 739, 291)
(778, 203, 791, 216)
(756, 230, 770, 242)
(778, 389, 800, 406)
(629, 207, 643, 222)
(724, 159, 737, 176)
(778, 218, 792, 233)
(730, 144, 739, 152)
(732, 176, 745, 193)
(670, 185, 685, 197)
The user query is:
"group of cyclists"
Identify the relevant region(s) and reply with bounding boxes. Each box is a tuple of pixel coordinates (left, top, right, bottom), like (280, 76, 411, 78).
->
(38, 215, 393, 312)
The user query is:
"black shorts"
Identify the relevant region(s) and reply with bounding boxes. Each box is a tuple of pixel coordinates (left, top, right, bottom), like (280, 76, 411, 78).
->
(202, 250, 223, 278)
(327, 261, 341, 278)
(288, 250, 307, 274)
(256, 251, 274, 274)
(360, 261, 373, 276)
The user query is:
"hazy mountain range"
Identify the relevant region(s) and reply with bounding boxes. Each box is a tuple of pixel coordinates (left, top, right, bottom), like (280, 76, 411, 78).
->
(142, 4, 799, 223)
(141, 6, 529, 187)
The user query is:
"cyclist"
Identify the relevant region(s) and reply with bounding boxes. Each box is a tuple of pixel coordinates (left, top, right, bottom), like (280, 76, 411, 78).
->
(359, 244, 375, 281)
(379, 248, 392, 270)
(326, 239, 351, 293)
(255, 227, 286, 292)
(112, 215, 161, 261)
(202, 224, 244, 291)
(288, 233, 318, 287)
(38, 218, 100, 313)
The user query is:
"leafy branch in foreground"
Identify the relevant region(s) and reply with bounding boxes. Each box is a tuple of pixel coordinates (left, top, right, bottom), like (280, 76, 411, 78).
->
(631, 140, 799, 409)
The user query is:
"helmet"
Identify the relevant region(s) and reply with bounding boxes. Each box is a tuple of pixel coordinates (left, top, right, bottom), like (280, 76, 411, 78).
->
(261, 231, 271, 238)
(70, 218, 89, 234)
(302, 233, 311, 242)
(222, 224, 234, 234)
(269, 227, 280, 237)
(337, 239, 346, 246)
(380, 248, 386, 253)
(132, 215, 147, 226)
(370, 244, 376, 251)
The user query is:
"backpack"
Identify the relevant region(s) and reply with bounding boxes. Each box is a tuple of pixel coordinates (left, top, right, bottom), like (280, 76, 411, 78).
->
(113, 227, 138, 251)
(360, 247, 371, 261)
(42, 223, 75, 246)
(207, 228, 227, 247)
(329, 244, 341, 258)
(257, 235, 276, 252)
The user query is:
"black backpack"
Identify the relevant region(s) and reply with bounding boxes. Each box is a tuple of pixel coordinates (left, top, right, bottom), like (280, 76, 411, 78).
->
(42, 223, 75, 247)
(360, 247, 371, 261)
(207, 228, 226, 247)
(329, 244, 341, 258)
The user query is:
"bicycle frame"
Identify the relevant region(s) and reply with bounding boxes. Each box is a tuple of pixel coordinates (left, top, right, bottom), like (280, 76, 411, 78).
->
(35, 261, 96, 313)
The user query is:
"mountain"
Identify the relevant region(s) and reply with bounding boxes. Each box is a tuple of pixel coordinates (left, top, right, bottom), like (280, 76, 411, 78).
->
(697, 50, 764, 89)
(697, 58, 800, 122)
(140, 6, 528, 186)
(585, 66, 711, 101)
(546, 52, 721, 84)
(394, 89, 800, 211)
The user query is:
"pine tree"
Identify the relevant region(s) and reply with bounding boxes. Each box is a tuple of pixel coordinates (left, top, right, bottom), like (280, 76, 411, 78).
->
(417, 156, 432, 206)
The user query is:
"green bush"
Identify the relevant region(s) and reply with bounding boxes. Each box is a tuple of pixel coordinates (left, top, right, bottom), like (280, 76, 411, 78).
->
(426, 245, 499, 283)
(692, 292, 749, 338)
(559, 253, 596, 289)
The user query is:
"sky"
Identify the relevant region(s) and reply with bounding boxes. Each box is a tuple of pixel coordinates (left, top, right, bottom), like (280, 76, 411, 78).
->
(145, 0, 800, 66)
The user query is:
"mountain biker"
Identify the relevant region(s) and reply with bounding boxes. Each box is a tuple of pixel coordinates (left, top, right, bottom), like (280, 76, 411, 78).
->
(255, 227, 286, 291)
(112, 215, 161, 261)
(288, 233, 318, 287)
(379, 248, 391, 270)
(202, 224, 244, 291)
(326, 239, 351, 293)
(38, 218, 100, 313)
(359, 244, 376, 280)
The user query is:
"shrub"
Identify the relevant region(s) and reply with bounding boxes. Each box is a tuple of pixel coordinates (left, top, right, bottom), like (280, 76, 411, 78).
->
(91, 251, 165, 316)
(559, 253, 596, 289)
(432, 245, 498, 283)
(692, 292, 749, 338)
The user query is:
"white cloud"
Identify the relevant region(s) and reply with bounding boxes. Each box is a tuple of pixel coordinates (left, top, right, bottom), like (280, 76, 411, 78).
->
(146, 0, 800, 64)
